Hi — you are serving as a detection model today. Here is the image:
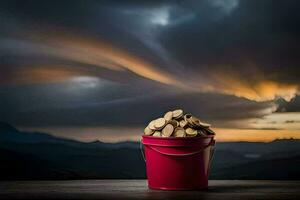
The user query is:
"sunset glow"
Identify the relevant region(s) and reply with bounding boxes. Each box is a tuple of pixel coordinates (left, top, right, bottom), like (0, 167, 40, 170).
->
(20, 126, 300, 143)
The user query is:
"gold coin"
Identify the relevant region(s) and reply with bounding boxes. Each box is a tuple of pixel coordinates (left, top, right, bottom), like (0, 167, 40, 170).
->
(197, 130, 206, 136)
(205, 127, 215, 134)
(169, 120, 179, 127)
(184, 114, 193, 125)
(184, 114, 192, 120)
(163, 111, 173, 121)
(184, 114, 190, 121)
(185, 127, 198, 137)
(174, 127, 186, 137)
(162, 124, 174, 137)
(172, 109, 184, 119)
(148, 120, 156, 130)
(191, 116, 201, 127)
(154, 118, 166, 130)
(199, 121, 211, 128)
(144, 111, 213, 138)
(185, 127, 195, 134)
(179, 120, 188, 128)
(153, 131, 161, 137)
(144, 126, 154, 135)
(185, 115, 197, 128)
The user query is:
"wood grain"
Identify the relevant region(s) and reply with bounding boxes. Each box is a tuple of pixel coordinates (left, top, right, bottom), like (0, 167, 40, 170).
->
(0, 180, 299, 200)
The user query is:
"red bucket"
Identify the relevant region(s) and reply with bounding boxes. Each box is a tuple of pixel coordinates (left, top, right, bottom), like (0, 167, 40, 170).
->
(141, 135, 215, 190)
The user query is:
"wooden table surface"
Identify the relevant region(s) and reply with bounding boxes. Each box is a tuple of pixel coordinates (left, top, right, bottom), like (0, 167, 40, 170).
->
(0, 180, 299, 200)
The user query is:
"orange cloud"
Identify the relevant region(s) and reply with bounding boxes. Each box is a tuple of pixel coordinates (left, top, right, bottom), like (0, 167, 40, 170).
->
(208, 69, 299, 102)
(5, 30, 299, 103)
(213, 128, 300, 142)
(29, 32, 182, 86)
(251, 112, 300, 130)
(1, 66, 88, 85)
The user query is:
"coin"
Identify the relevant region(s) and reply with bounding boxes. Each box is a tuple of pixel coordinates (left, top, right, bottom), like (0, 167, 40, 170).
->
(199, 121, 211, 128)
(144, 109, 215, 138)
(148, 120, 157, 130)
(184, 114, 193, 126)
(185, 115, 197, 128)
(173, 127, 186, 137)
(179, 120, 187, 128)
(185, 127, 198, 137)
(170, 120, 179, 128)
(164, 111, 173, 121)
(172, 109, 184, 119)
(190, 116, 201, 127)
(162, 124, 174, 137)
(144, 126, 154, 135)
(205, 127, 215, 134)
(153, 131, 161, 137)
(154, 118, 167, 130)
(197, 130, 206, 136)
(184, 114, 192, 120)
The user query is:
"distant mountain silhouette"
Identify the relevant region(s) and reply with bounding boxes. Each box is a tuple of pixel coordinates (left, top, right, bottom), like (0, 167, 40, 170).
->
(0, 122, 137, 149)
(0, 122, 83, 145)
(0, 122, 145, 179)
(211, 155, 300, 180)
(0, 122, 18, 132)
(0, 122, 299, 180)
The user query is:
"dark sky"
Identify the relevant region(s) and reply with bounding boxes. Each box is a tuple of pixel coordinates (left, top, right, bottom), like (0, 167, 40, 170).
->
(0, 0, 299, 141)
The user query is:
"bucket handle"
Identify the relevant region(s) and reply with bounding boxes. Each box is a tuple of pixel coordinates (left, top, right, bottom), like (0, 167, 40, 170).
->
(140, 139, 146, 162)
(208, 139, 216, 174)
(140, 138, 215, 161)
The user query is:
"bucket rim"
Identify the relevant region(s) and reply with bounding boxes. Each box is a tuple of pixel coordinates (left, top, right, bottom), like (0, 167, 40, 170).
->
(142, 135, 214, 140)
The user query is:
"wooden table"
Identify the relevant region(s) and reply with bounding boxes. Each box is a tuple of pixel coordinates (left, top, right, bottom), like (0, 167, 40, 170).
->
(0, 180, 299, 200)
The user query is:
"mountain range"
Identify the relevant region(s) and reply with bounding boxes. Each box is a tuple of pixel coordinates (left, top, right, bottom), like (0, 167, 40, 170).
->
(0, 122, 299, 180)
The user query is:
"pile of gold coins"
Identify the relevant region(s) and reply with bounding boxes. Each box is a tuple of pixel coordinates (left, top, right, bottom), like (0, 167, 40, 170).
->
(144, 109, 215, 137)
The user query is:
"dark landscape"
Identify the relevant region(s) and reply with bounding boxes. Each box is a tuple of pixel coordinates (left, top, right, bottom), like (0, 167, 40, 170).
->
(1, 122, 299, 180)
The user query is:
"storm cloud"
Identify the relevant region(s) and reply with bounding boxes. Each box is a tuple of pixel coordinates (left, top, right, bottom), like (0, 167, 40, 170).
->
(0, 0, 299, 135)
